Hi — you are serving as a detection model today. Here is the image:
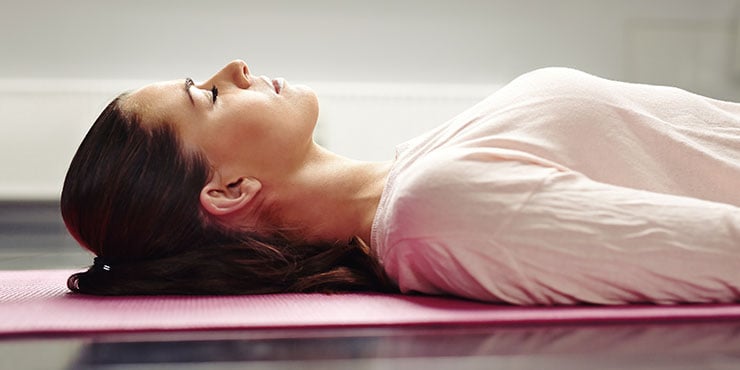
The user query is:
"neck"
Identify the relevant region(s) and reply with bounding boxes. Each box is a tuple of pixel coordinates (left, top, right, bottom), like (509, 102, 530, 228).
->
(268, 144, 392, 246)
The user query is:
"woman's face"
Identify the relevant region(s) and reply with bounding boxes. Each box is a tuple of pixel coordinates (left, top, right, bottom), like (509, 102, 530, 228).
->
(124, 59, 319, 183)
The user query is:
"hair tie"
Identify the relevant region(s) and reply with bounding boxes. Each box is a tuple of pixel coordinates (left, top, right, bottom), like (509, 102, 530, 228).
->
(93, 256, 112, 271)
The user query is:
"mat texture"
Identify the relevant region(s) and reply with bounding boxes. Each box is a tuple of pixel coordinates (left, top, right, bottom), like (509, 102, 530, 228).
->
(2, 270, 740, 336)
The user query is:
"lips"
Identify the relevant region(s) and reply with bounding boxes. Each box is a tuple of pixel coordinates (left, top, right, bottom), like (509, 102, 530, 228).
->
(273, 78, 285, 94)
(260, 75, 284, 94)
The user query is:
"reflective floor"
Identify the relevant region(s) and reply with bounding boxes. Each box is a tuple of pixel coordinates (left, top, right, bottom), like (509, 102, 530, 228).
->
(0, 201, 89, 270)
(1, 201, 739, 370)
(4, 322, 740, 370)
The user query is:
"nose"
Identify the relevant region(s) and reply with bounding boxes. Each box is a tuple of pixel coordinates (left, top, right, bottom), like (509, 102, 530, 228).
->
(206, 59, 251, 89)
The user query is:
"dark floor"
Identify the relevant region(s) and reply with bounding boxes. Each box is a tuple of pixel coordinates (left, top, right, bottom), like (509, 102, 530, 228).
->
(1, 201, 739, 370)
(0, 201, 90, 270)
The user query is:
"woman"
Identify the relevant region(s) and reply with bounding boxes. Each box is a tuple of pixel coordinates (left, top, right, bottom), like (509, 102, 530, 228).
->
(62, 60, 740, 305)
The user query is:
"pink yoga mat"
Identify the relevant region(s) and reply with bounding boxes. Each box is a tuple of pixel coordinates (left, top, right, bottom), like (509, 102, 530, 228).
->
(2, 269, 740, 336)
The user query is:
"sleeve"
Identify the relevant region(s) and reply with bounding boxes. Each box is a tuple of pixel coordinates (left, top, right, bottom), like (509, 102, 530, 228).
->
(384, 149, 740, 305)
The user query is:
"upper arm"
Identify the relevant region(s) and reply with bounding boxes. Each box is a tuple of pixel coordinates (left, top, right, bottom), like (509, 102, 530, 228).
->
(383, 151, 740, 304)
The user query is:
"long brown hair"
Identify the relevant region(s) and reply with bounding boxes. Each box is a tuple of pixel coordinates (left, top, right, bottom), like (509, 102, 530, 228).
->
(61, 96, 395, 295)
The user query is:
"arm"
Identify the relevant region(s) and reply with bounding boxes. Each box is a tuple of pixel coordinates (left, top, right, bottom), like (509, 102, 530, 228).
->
(489, 168, 740, 304)
(386, 151, 740, 305)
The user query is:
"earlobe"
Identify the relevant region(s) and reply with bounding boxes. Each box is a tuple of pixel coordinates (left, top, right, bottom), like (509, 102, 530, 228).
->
(199, 177, 262, 217)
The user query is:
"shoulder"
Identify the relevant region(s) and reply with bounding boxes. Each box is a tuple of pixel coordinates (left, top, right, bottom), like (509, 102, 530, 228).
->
(384, 148, 559, 239)
(396, 147, 559, 195)
(376, 150, 566, 302)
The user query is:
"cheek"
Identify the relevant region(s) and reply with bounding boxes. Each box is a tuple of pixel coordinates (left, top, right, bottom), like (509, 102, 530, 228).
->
(189, 118, 253, 166)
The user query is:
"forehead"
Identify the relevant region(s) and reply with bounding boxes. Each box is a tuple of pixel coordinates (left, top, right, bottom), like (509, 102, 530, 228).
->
(123, 80, 188, 126)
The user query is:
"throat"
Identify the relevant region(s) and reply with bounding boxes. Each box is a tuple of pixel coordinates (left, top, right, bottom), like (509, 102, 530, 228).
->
(276, 152, 393, 245)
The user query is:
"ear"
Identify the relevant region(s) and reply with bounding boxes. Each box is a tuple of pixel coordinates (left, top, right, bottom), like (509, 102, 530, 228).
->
(199, 176, 262, 217)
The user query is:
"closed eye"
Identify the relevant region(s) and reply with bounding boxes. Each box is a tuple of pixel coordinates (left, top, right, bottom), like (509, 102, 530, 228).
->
(210, 85, 218, 103)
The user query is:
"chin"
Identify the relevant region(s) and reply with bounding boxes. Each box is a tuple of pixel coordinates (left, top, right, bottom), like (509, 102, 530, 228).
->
(297, 86, 320, 121)
(294, 84, 318, 101)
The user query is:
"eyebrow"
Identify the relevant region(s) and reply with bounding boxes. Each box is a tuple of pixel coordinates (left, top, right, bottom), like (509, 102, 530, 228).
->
(184, 77, 195, 105)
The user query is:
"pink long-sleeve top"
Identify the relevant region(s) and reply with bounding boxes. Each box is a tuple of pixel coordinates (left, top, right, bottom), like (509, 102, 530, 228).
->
(371, 67, 740, 305)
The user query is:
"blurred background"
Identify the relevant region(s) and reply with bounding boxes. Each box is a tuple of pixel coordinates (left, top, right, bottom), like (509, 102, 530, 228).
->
(1, 0, 739, 200)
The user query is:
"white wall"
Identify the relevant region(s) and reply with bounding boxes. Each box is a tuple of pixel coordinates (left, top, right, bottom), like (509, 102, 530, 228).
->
(1, 0, 739, 199)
